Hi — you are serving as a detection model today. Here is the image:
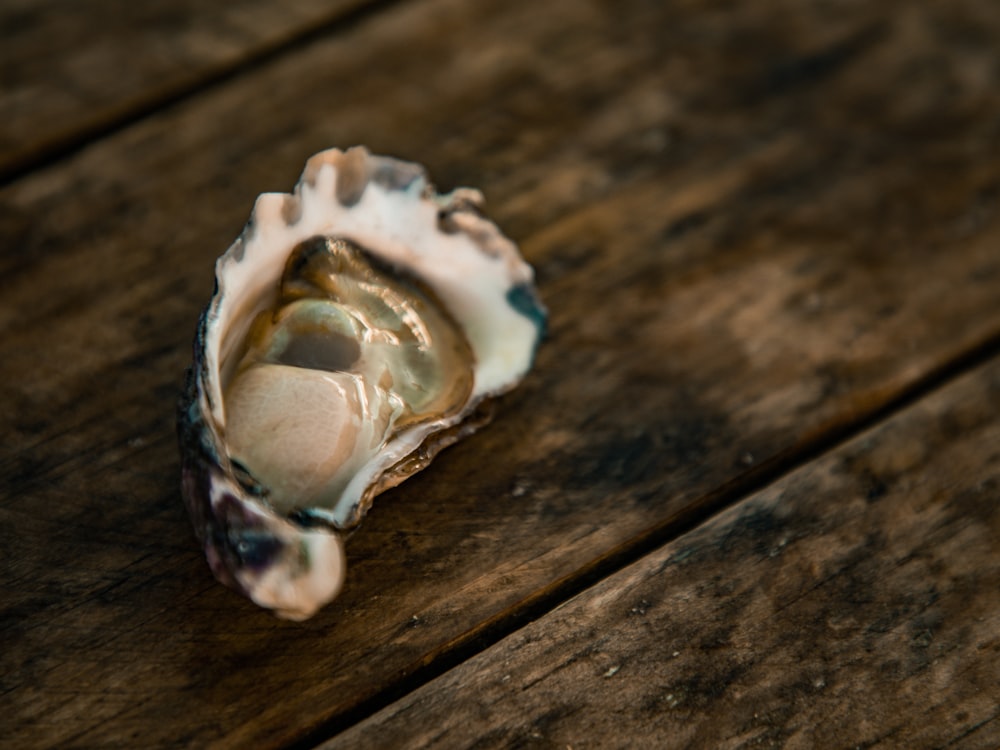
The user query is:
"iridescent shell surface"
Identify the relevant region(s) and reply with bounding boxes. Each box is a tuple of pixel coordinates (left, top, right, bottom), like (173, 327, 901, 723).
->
(178, 147, 545, 619)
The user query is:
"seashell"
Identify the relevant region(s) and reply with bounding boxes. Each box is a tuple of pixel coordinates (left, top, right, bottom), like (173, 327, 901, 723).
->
(177, 147, 545, 619)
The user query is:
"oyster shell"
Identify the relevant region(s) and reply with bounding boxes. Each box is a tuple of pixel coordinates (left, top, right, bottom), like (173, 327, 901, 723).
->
(178, 147, 545, 620)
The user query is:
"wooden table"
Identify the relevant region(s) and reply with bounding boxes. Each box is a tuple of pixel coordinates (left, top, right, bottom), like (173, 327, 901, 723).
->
(3, 1, 999, 747)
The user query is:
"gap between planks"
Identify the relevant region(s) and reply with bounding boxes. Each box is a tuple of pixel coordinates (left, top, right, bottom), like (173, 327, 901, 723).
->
(284, 326, 1000, 748)
(0, 0, 402, 187)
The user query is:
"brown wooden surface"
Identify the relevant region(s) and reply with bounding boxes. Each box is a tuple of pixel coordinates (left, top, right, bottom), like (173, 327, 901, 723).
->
(0, 0, 382, 181)
(324, 353, 1000, 749)
(2, 0, 1000, 747)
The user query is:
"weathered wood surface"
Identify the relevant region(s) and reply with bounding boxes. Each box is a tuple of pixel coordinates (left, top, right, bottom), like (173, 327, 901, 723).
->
(3, 0, 1000, 747)
(325, 357, 1000, 750)
(0, 0, 382, 181)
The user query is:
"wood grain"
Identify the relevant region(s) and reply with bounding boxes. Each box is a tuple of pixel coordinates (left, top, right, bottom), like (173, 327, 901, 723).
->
(3, 0, 1000, 746)
(323, 353, 1000, 750)
(0, 0, 384, 180)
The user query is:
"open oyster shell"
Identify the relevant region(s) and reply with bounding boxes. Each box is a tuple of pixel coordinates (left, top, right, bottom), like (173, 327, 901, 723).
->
(178, 147, 545, 620)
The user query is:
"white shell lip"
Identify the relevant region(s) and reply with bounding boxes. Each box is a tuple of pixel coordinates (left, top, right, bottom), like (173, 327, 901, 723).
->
(178, 147, 546, 620)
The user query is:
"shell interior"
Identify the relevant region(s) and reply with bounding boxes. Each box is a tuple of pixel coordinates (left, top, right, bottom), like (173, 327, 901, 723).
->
(223, 235, 476, 517)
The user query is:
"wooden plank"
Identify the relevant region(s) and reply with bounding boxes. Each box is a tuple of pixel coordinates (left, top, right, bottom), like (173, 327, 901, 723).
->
(3, 0, 1000, 746)
(0, 0, 384, 181)
(322, 356, 1000, 750)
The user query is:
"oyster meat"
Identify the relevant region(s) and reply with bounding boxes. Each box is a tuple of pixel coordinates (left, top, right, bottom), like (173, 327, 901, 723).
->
(178, 147, 545, 620)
